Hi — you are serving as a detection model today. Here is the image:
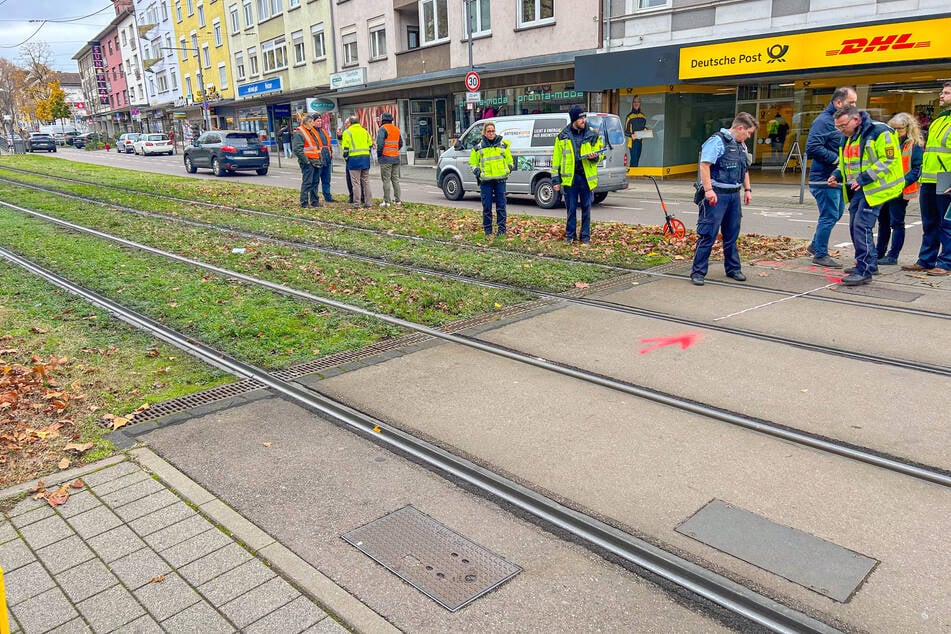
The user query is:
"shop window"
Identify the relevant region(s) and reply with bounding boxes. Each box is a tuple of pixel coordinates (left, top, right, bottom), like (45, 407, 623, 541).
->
(311, 23, 326, 59)
(518, 0, 553, 28)
(342, 32, 358, 66)
(370, 25, 386, 60)
(465, 0, 490, 38)
(419, 0, 448, 45)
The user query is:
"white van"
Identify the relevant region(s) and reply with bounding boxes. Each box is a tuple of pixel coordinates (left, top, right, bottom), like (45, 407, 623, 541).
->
(437, 113, 628, 208)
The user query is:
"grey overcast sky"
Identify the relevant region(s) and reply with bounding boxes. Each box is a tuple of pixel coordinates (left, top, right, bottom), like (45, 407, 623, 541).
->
(0, 1, 117, 72)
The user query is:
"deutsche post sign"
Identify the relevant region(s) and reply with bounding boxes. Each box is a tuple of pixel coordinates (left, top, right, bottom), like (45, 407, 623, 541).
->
(679, 16, 948, 80)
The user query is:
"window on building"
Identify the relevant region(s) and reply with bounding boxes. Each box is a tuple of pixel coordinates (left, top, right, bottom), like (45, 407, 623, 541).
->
(123, 89, 129, 105)
(289, 0, 299, 6)
(213, 18, 222, 46)
(180, 37, 187, 61)
(407, 26, 419, 49)
(342, 32, 357, 66)
(186, 0, 194, 15)
(158, 74, 168, 91)
(311, 23, 326, 59)
(256, 0, 281, 20)
(637, 0, 668, 7)
(191, 32, 199, 56)
(234, 51, 245, 79)
(161, 1, 169, 20)
(185, 75, 192, 98)
(419, 0, 448, 45)
(202, 43, 210, 67)
(292, 30, 305, 64)
(261, 36, 287, 72)
(230, 4, 239, 32)
(175, 0, 182, 21)
(218, 63, 228, 90)
(369, 24, 386, 59)
(170, 70, 178, 89)
(465, 0, 490, 37)
(248, 46, 259, 75)
(518, 0, 553, 27)
(121, 30, 127, 46)
(197, 2, 205, 26)
(129, 86, 135, 102)
(243, 0, 253, 26)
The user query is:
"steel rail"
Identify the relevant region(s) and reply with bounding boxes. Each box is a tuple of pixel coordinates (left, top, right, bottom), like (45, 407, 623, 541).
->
(0, 245, 843, 634)
(2, 180, 949, 378)
(3, 199, 950, 488)
(4, 166, 950, 317)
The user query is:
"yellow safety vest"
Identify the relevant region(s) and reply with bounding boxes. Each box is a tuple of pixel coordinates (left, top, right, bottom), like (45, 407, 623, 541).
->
(469, 138, 513, 179)
(553, 127, 603, 190)
(920, 110, 951, 184)
(342, 124, 373, 157)
(838, 125, 905, 206)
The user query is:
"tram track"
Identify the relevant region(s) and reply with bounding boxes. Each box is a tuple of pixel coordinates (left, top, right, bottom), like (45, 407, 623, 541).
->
(2, 197, 949, 490)
(2, 177, 950, 381)
(0, 244, 844, 634)
(3, 165, 950, 317)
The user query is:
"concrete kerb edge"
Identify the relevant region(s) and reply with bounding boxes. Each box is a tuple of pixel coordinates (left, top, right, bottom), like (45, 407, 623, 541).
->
(126, 448, 398, 634)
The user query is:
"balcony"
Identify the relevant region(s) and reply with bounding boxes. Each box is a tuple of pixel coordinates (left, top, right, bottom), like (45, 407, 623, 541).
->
(395, 41, 449, 78)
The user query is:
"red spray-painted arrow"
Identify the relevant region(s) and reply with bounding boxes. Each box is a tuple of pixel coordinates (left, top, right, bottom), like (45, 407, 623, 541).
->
(638, 332, 702, 355)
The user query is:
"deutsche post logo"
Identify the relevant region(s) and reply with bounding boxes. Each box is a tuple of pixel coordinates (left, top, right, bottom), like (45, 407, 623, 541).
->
(827, 33, 930, 56)
(766, 44, 788, 63)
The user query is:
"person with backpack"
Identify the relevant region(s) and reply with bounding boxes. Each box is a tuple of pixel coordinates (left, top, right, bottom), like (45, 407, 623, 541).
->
(690, 113, 757, 286)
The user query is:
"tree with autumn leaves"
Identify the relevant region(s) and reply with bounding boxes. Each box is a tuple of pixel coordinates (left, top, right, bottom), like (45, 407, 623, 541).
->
(0, 43, 72, 135)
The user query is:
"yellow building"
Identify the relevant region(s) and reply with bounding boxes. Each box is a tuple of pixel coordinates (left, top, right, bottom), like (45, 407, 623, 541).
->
(170, 0, 234, 129)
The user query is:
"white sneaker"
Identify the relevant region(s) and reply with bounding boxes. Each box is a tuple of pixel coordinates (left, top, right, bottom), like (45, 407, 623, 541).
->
(394, 201, 402, 207)
(380, 201, 390, 207)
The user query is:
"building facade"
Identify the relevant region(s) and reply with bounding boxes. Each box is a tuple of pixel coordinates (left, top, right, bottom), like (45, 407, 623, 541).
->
(577, 2, 951, 176)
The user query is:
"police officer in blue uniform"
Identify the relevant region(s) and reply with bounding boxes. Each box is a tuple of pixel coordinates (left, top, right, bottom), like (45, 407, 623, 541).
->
(691, 112, 757, 286)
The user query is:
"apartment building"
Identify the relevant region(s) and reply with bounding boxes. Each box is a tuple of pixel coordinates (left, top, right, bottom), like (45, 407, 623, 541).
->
(134, 0, 184, 133)
(576, 2, 951, 176)
(74, 10, 132, 138)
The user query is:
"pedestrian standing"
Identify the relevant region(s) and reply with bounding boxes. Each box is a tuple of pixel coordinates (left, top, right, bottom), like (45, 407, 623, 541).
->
(291, 115, 324, 208)
(902, 81, 951, 276)
(469, 122, 514, 237)
(877, 112, 923, 265)
(311, 116, 334, 203)
(827, 105, 904, 286)
(624, 95, 647, 168)
(690, 113, 756, 286)
(376, 112, 403, 207)
(553, 105, 604, 245)
(281, 123, 292, 158)
(342, 116, 373, 209)
(805, 86, 858, 268)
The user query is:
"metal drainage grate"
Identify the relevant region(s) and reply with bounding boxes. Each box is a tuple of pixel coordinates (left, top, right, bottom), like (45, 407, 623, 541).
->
(342, 506, 521, 612)
(831, 285, 923, 302)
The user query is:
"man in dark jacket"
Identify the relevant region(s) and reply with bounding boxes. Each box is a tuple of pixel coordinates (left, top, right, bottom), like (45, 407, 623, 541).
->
(291, 115, 324, 208)
(805, 86, 856, 267)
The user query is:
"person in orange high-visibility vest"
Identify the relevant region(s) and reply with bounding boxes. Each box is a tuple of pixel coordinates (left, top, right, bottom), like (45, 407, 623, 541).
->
(291, 114, 325, 208)
(376, 112, 403, 206)
(877, 112, 923, 265)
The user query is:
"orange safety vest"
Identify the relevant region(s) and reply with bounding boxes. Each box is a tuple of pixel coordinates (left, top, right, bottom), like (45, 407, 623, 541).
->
(381, 123, 400, 158)
(900, 139, 919, 200)
(296, 125, 323, 160)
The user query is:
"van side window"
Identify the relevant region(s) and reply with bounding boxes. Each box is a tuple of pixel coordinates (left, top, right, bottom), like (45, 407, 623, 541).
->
(461, 126, 484, 149)
(591, 115, 625, 146)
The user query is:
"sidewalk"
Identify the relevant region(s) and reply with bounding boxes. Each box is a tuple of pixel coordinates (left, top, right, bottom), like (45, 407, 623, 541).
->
(1, 450, 396, 634)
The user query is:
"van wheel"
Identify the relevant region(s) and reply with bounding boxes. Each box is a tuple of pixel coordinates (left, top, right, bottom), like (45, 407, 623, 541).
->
(441, 173, 464, 201)
(534, 177, 560, 209)
(593, 192, 608, 205)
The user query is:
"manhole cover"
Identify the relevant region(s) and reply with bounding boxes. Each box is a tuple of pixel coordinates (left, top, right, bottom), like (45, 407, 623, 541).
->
(342, 506, 521, 611)
(832, 285, 923, 302)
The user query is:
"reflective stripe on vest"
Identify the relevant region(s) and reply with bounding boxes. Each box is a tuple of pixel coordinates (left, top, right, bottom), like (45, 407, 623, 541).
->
(901, 139, 919, 200)
(296, 126, 322, 160)
(381, 123, 400, 157)
(839, 128, 905, 206)
(920, 111, 951, 183)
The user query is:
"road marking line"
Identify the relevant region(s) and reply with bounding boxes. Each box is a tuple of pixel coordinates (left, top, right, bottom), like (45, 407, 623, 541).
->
(834, 242, 851, 247)
(713, 283, 838, 321)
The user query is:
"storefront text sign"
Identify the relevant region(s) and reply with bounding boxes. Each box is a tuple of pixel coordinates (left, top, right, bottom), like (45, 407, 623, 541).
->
(237, 77, 283, 98)
(679, 16, 947, 80)
(330, 68, 367, 89)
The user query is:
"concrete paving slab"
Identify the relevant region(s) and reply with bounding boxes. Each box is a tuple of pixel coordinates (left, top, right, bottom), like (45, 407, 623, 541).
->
(56, 558, 119, 602)
(112, 489, 179, 522)
(143, 514, 212, 552)
(18, 513, 73, 550)
(55, 490, 101, 519)
(219, 576, 299, 628)
(47, 617, 92, 633)
(35, 534, 95, 574)
(0, 518, 17, 544)
(10, 505, 54, 529)
(0, 537, 36, 572)
(66, 505, 123, 540)
(90, 469, 151, 498)
(128, 501, 197, 536)
(76, 584, 145, 632)
(99, 476, 165, 507)
(79, 461, 141, 488)
(132, 572, 202, 622)
(177, 542, 252, 587)
(243, 595, 327, 634)
(10, 586, 78, 633)
(159, 526, 232, 568)
(4, 560, 56, 605)
(109, 547, 173, 590)
(160, 600, 236, 633)
(86, 524, 147, 563)
(112, 614, 162, 633)
(197, 558, 276, 607)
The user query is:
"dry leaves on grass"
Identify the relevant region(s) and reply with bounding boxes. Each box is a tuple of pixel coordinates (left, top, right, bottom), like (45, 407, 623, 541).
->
(1, 356, 94, 486)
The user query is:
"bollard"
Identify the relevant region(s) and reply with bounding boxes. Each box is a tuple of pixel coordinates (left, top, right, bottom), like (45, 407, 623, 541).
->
(1, 565, 9, 634)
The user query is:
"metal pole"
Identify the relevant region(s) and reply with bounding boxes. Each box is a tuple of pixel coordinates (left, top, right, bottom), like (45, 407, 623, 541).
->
(465, 0, 474, 70)
(197, 67, 211, 131)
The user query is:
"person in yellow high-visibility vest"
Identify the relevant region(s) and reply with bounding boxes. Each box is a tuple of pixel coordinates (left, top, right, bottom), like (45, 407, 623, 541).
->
(828, 105, 904, 286)
(553, 105, 603, 245)
(469, 121, 514, 237)
(341, 116, 374, 209)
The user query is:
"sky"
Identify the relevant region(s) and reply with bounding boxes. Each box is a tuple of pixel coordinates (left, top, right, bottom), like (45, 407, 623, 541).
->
(0, 0, 117, 73)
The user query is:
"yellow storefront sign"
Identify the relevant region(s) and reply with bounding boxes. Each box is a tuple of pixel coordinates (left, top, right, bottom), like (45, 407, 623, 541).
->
(679, 16, 948, 80)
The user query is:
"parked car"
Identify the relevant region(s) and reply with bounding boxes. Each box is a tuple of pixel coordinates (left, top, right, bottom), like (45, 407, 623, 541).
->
(25, 133, 57, 153)
(116, 133, 141, 153)
(64, 131, 79, 146)
(72, 132, 102, 149)
(437, 112, 628, 208)
(133, 133, 173, 156)
(183, 130, 269, 176)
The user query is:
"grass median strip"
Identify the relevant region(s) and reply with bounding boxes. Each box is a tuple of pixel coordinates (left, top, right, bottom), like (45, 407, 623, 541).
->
(0, 167, 627, 291)
(0, 263, 232, 486)
(0, 183, 531, 325)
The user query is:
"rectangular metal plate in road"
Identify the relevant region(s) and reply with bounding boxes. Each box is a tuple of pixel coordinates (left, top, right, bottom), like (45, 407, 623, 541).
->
(832, 285, 923, 302)
(676, 499, 877, 602)
(342, 506, 521, 612)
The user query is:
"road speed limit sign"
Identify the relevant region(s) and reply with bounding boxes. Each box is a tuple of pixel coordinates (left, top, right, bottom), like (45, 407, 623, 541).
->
(465, 71, 481, 92)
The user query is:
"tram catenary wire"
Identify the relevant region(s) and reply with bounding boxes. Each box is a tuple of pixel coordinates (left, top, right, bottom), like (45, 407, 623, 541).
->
(2, 166, 949, 317)
(2, 198, 949, 490)
(0, 244, 846, 634)
(2, 177, 949, 381)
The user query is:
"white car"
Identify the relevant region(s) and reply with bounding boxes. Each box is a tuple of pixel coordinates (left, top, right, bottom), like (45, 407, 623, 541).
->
(132, 133, 173, 156)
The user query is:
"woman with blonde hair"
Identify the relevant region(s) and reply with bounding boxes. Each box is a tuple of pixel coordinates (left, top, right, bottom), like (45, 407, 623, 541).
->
(877, 112, 923, 264)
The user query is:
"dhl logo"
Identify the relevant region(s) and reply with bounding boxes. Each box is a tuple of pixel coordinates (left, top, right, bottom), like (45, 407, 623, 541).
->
(827, 33, 930, 56)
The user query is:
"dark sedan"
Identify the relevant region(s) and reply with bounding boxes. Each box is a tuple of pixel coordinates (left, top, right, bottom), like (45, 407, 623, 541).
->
(183, 130, 269, 176)
(72, 132, 101, 149)
(25, 133, 57, 153)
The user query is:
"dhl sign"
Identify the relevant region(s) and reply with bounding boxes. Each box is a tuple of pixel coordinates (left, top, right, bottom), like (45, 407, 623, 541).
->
(679, 17, 948, 80)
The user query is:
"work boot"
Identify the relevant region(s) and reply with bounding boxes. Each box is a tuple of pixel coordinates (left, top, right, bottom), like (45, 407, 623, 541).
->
(812, 255, 842, 268)
(878, 256, 898, 265)
(840, 273, 871, 286)
(690, 274, 705, 286)
(901, 263, 927, 271)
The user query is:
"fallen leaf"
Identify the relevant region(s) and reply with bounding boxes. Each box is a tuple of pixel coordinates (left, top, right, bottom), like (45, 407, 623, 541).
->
(70, 479, 84, 489)
(64, 441, 94, 453)
(262, 442, 272, 447)
(111, 416, 130, 430)
(58, 458, 70, 469)
(573, 281, 590, 289)
(149, 575, 166, 583)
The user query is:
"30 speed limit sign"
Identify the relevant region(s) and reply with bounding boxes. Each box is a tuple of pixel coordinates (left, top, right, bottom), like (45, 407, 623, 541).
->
(465, 71, 481, 92)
